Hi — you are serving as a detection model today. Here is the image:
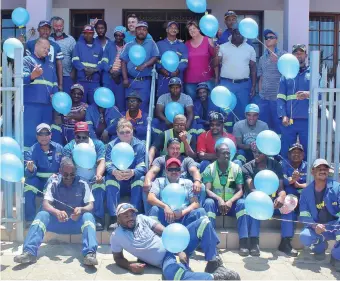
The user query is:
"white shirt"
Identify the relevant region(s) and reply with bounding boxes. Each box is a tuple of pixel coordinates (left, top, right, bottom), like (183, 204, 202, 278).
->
(219, 39, 256, 80)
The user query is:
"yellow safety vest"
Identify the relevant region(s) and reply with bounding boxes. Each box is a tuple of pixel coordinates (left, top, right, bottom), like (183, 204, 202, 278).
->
(161, 129, 192, 156)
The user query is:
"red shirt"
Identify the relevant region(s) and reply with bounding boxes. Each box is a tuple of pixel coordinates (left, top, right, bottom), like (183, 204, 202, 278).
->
(197, 130, 237, 153)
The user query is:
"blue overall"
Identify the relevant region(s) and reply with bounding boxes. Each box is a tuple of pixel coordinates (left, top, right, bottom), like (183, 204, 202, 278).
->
(282, 160, 307, 197)
(259, 100, 281, 135)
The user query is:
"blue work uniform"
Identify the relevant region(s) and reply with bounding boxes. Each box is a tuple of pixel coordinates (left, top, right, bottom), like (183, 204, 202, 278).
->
(156, 38, 188, 97)
(72, 35, 103, 104)
(277, 66, 310, 159)
(23, 54, 58, 149)
(26, 39, 64, 67)
(124, 32, 153, 44)
(299, 179, 340, 260)
(120, 38, 160, 112)
(23, 175, 97, 257)
(282, 160, 307, 197)
(105, 137, 146, 217)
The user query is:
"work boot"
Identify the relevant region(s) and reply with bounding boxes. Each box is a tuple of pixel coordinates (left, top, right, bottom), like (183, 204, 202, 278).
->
(249, 237, 260, 257)
(313, 241, 328, 261)
(212, 266, 241, 280)
(95, 216, 104, 231)
(83, 252, 98, 266)
(107, 216, 118, 231)
(239, 238, 250, 257)
(278, 237, 298, 257)
(204, 255, 224, 273)
(14, 252, 37, 264)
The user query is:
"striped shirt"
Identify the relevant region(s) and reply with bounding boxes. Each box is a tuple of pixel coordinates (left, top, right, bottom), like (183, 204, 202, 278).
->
(257, 48, 286, 100)
(63, 102, 88, 129)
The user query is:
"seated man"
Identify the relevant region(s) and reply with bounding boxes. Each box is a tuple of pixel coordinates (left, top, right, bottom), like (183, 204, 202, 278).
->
(14, 158, 98, 266)
(63, 122, 106, 231)
(110, 203, 240, 280)
(148, 114, 196, 165)
(105, 118, 146, 230)
(24, 123, 63, 224)
(299, 159, 340, 270)
(242, 143, 297, 257)
(233, 104, 268, 165)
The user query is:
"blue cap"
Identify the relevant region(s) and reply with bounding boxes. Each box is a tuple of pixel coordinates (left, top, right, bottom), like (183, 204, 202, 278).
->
(245, 104, 259, 113)
(114, 25, 127, 35)
(167, 21, 179, 29)
(263, 29, 278, 38)
(126, 91, 142, 101)
(135, 21, 148, 29)
(196, 82, 209, 92)
(224, 11, 237, 18)
(38, 20, 51, 28)
(168, 77, 182, 86)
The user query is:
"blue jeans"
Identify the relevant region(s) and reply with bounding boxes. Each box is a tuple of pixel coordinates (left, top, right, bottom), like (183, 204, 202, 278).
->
(259, 99, 281, 134)
(184, 79, 215, 101)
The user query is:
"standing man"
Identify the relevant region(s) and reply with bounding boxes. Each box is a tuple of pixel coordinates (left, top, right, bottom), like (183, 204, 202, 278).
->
(258, 29, 286, 134)
(277, 44, 310, 159)
(124, 14, 153, 43)
(156, 21, 188, 97)
(94, 20, 111, 50)
(50, 17, 76, 94)
(120, 21, 160, 112)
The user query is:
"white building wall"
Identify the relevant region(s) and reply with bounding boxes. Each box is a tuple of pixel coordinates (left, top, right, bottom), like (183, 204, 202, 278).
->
(263, 10, 284, 50)
(52, 8, 70, 34)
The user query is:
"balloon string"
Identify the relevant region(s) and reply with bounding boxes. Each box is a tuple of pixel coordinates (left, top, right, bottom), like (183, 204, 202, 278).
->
(276, 154, 296, 170)
(129, 70, 141, 89)
(255, 38, 278, 58)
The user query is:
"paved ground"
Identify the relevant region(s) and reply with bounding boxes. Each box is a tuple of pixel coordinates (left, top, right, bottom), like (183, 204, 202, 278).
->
(1, 242, 340, 280)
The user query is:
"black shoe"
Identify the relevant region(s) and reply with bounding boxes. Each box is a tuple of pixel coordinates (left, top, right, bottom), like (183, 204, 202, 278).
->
(239, 238, 249, 257)
(83, 252, 98, 266)
(278, 237, 298, 257)
(95, 217, 104, 231)
(314, 251, 326, 261)
(14, 252, 37, 264)
(205, 255, 224, 273)
(107, 216, 118, 231)
(249, 237, 260, 257)
(212, 266, 241, 280)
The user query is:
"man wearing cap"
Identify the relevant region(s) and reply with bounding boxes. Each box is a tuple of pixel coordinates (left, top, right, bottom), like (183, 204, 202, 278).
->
(24, 123, 64, 224)
(72, 24, 103, 104)
(101, 26, 127, 111)
(258, 29, 286, 134)
(14, 157, 98, 266)
(26, 20, 64, 91)
(277, 44, 310, 160)
(299, 159, 340, 270)
(111, 202, 240, 280)
(120, 21, 160, 112)
(94, 20, 111, 50)
(124, 14, 153, 44)
(156, 21, 188, 97)
(232, 104, 268, 165)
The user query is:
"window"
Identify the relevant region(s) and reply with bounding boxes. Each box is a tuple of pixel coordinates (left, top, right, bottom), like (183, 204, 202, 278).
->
(1, 10, 27, 45)
(70, 10, 104, 40)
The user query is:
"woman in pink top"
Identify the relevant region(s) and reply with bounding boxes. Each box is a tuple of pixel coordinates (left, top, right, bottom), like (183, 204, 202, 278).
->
(184, 20, 218, 100)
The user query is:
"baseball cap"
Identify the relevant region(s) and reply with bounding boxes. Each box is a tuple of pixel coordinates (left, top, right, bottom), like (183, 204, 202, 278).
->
(209, 112, 224, 123)
(196, 82, 209, 92)
(245, 104, 260, 114)
(83, 25, 95, 33)
(288, 143, 304, 152)
(135, 21, 148, 29)
(114, 25, 127, 35)
(312, 158, 330, 168)
(36, 123, 51, 133)
(117, 203, 138, 216)
(292, 44, 307, 53)
(168, 77, 182, 86)
(224, 11, 237, 18)
(263, 29, 278, 38)
(167, 21, 179, 29)
(38, 20, 51, 28)
(166, 157, 181, 168)
(70, 84, 84, 93)
(74, 122, 89, 133)
(126, 91, 142, 101)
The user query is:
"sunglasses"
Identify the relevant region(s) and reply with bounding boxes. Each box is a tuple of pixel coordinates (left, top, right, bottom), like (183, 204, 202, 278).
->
(167, 167, 181, 172)
(37, 131, 51, 136)
(118, 130, 132, 135)
(75, 135, 89, 140)
(265, 36, 277, 40)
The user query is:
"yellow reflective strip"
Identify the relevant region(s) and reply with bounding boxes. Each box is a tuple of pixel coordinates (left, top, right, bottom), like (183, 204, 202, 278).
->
(136, 162, 146, 168)
(197, 216, 210, 239)
(24, 146, 31, 152)
(287, 94, 297, 100)
(32, 219, 46, 233)
(72, 56, 80, 61)
(207, 211, 216, 219)
(31, 79, 55, 87)
(53, 82, 58, 86)
(36, 172, 53, 178)
(336, 235, 340, 241)
(86, 121, 93, 125)
(180, 59, 188, 63)
(236, 209, 246, 219)
(51, 124, 62, 132)
(194, 116, 200, 119)
(298, 189, 303, 194)
(195, 129, 205, 134)
(92, 183, 106, 191)
(277, 94, 287, 100)
(131, 180, 143, 188)
(224, 122, 233, 126)
(82, 62, 97, 68)
(152, 128, 162, 134)
(81, 220, 96, 232)
(24, 184, 38, 194)
(174, 268, 185, 280)
(101, 58, 109, 63)
(106, 179, 120, 188)
(236, 155, 246, 163)
(300, 211, 311, 217)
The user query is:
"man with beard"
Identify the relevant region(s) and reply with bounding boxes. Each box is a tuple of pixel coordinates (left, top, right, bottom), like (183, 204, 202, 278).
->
(94, 20, 111, 51)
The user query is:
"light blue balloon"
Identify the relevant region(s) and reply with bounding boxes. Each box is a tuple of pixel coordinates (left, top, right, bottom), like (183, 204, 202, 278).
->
(162, 223, 190, 253)
(211, 86, 233, 109)
(221, 92, 237, 114)
(165, 102, 184, 123)
(254, 170, 279, 195)
(73, 143, 97, 169)
(52, 92, 72, 115)
(238, 18, 259, 39)
(161, 183, 187, 211)
(3, 38, 23, 59)
(0, 137, 21, 159)
(278, 53, 300, 79)
(186, 0, 206, 13)
(0, 153, 24, 183)
(161, 51, 179, 73)
(94, 87, 115, 108)
(199, 14, 218, 38)
(256, 130, 281, 156)
(111, 142, 135, 170)
(215, 137, 236, 160)
(128, 45, 146, 66)
(245, 191, 274, 220)
(11, 7, 30, 27)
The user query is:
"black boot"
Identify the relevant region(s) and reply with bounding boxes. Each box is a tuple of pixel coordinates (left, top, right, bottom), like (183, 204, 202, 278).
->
(249, 237, 260, 256)
(278, 237, 298, 257)
(239, 238, 249, 256)
(212, 266, 241, 280)
(94, 216, 104, 231)
(107, 216, 118, 231)
(204, 255, 224, 273)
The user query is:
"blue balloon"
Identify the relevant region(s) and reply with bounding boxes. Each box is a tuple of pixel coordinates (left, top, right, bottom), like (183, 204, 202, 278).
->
(0, 137, 21, 159)
(73, 143, 97, 169)
(94, 87, 115, 108)
(211, 86, 233, 109)
(199, 14, 218, 38)
(165, 102, 184, 123)
(11, 7, 30, 27)
(254, 170, 279, 195)
(256, 130, 281, 156)
(162, 223, 190, 253)
(278, 53, 300, 79)
(245, 191, 274, 220)
(215, 137, 236, 160)
(161, 51, 180, 73)
(239, 18, 259, 39)
(52, 92, 72, 115)
(111, 142, 135, 170)
(128, 45, 146, 66)
(186, 0, 206, 13)
(0, 153, 24, 183)
(221, 92, 237, 114)
(3, 38, 23, 59)
(161, 183, 187, 211)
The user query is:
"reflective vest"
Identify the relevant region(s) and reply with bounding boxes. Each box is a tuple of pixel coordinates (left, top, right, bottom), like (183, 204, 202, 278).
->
(161, 129, 192, 156)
